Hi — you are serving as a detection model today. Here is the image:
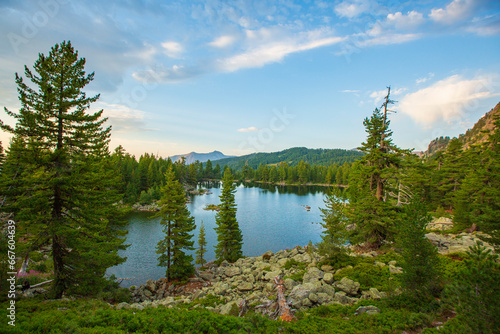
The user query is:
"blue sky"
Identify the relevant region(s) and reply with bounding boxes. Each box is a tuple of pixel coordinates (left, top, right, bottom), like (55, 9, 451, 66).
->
(1, 0, 500, 157)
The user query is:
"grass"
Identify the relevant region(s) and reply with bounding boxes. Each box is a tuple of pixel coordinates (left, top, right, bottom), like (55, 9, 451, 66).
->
(0, 296, 442, 334)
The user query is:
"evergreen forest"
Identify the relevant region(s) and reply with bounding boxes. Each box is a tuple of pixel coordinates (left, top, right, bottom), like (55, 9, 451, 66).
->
(0, 41, 499, 334)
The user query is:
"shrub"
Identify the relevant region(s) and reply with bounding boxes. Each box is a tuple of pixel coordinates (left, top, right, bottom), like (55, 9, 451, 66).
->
(283, 259, 307, 271)
(444, 242, 500, 334)
(333, 263, 396, 291)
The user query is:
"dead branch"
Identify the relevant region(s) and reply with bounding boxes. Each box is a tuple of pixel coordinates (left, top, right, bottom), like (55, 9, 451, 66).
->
(273, 275, 296, 322)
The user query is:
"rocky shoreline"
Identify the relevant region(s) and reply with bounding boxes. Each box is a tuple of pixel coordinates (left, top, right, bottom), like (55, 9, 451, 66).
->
(118, 246, 394, 315)
(115, 220, 495, 315)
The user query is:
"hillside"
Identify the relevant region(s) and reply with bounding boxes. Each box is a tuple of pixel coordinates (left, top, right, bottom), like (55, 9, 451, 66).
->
(425, 102, 500, 157)
(214, 147, 364, 170)
(169, 150, 234, 164)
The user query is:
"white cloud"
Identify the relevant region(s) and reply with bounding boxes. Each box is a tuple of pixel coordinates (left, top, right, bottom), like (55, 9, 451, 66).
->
(416, 73, 435, 84)
(218, 30, 345, 72)
(430, 0, 476, 25)
(370, 89, 388, 105)
(467, 14, 500, 36)
(334, 0, 371, 19)
(399, 74, 499, 125)
(209, 35, 237, 48)
(341, 89, 360, 93)
(238, 126, 259, 132)
(161, 41, 184, 58)
(99, 102, 150, 133)
(132, 64, 202, 84)
(387, 11, 425, 30)
(358, 32, 421, 48)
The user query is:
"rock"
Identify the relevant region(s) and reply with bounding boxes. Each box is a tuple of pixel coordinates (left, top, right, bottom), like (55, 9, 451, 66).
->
(389, 265, 403, 274)
(308, 292, 319, 303)
(317, 284, 335, 297)
(317, 292, 332, 304)
(130, 303, 144, 310)
(303, 267, 324, 283)
(388, 260, 397, 266)
(158, 297, 176, 307)
(143, 289, 153, 297)
(220, 301, 238, 315)
(355, 305, 380, 315)
(199, 270, 214, 281)
(262, 251, 274, 261)
(263, 270, 282, 281)
(146, 279, 156, 292)
(193, 290, 207, 300)
(323, 273, 334, 285)
(224, 267, 242, 277)
(427, 217, 453, 231)
(332, 292, 353, 305)
(287, 284, 313, 307)
(284, 278, 298, 291)
(302, 298, 313, 307)
(335, 277, 360, 296)
(321, 265, 334, 273)
(238, 282, 253, 291)
(374, 261, 386, 267)
(116, 302, 131, 310)
(368, 288, 382, 300)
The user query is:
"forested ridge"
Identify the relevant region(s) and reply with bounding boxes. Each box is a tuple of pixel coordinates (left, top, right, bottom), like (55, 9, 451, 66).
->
(1, 42, 499, 333)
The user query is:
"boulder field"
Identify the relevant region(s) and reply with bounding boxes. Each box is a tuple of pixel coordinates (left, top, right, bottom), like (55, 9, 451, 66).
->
(122, 247, 391, 315)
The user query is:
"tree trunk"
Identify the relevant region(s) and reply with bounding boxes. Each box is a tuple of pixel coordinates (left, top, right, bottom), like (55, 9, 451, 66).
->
(273, 276, 295, 322)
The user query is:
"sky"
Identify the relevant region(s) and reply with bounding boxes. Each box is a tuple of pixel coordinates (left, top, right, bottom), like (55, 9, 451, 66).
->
(1, 0, 500, 158)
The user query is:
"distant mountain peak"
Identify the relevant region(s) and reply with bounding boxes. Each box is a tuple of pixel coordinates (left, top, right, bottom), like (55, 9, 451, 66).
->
(168, 151, 235, 164)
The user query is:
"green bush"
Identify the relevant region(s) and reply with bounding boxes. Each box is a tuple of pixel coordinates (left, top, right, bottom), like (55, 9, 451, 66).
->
(333, 262, 396, 291)
(444, 242, 500, 334)
(283, 259, 307, 271)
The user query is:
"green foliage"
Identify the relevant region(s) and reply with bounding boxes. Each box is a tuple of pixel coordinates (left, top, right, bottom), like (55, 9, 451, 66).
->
(346, 89, 412, 249)
(396, 198, 442, 299)
(214, 169, 243, 263)
(195, 220, 207, 266)
(155, 167, 196, 281)
(96, 275, 132, 304)
(216, 147, 363, 170)
(317, 187, 349, 266)
(283, 259, 307, 271)
(333, 262, 396, 292)
(453, 113, 500, 246)
(197, 294, 225, 307)
(286, 269, 307, 282)
(0, 41, 127, 298)
(444, 242, 500, 333)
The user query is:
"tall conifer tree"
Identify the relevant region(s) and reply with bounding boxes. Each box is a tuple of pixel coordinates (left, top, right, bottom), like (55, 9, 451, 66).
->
(156, 167, 195, 281)
(195, 221, 207, 266)
(347, 88, 408, 248)
(0, 41, 127, 298)
(214, 169, 243, 263)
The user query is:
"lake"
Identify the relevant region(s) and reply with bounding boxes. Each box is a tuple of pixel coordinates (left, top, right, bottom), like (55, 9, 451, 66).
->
(107, 182, 333, 287)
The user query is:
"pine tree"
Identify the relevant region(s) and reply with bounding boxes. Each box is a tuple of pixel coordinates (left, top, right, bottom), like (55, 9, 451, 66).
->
(396, 197, 442, 300)
(214, 169, 243, 263)
(445, 242, 500, 333)
(0, 41, 127, 298)
(195, 221, 207, 266)
(347, 88, 407, 248)
(317, 187, 349, 267)
(156, 167, 196, 281)
(453, 115, 500, 246)
(204, 159, 213, 179)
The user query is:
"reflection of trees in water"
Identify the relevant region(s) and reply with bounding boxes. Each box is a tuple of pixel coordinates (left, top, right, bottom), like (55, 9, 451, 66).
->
(199, 180, 221, 189)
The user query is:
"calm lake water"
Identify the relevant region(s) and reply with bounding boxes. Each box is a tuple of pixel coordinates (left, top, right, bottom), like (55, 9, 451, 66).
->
(107, 182, 333, 287)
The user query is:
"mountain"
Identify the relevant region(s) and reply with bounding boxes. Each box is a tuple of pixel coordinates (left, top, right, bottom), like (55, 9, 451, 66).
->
(425, 102, 500, 157)
(168, 151, 235, 164)
(214, 147, 364, 171)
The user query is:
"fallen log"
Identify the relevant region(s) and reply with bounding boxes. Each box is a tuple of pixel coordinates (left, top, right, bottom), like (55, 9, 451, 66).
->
(16, 279, 53, 290)
(273, 275, 296, 322)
